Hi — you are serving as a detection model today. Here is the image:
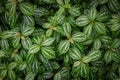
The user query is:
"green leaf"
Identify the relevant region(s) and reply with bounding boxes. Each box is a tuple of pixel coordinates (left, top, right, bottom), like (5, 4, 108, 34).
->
(32, 36, 43, 44)
(21, 37, 32, 50)
(72, 32, 87, 42)
(100, 35, 111, 43)
(63, 22, 71, 35)
(19, 2, 34, 16)
(41, 38, 55, 46)
(50, 15, 64, 26)
(12, 37, 20, 48)
(87, 50, 101, 61)
(26, 53, 35, 64)
(54, 72, 62, 80)
(110, 23, 120, 31)
(21, 26, 35, 36)
(57, 0, 64, 5)
(63, 54, 69, 66)
(88, 7, 97, 21)
(0, 69, 7, 78)
(43, 72, 53, 79)
(23, 16, 35, 27)
(94, 22, 106, 34)
(0, 31, 15, 39)
(112, 53, 120, 62)
(25, 72, 35, 80)
(18, 62, 27, 70)
(108, 0, 120, 12)
(104, 50, 113, 63)
(76, 15, 89, 26)
(0, 50, 5, 57)
(42, 23, 51, 29)
(96, 11, 110, 22)
(84, 24, 93, 37)
(72, 61, 89, 77)
(82, 56, 91, 63)
(69, 47, 81, 60)
(68, 7, 80, 17)
(65, 0, 70, 4)
(46, 29, 53, 37)
(34, 7, 49, 17)
(58, 40, 70, 55)
(41, 47, 55, 59)
(28, 44, 40, 53)
(0, 39, 9, 49)
(93, 39, 101, 49)
(8, 62, 17, 69)
(8, 70, 16, 80)
(14, 54, 23, 64)
(4, 11, 17, 27)
(111, 39, 120, 48)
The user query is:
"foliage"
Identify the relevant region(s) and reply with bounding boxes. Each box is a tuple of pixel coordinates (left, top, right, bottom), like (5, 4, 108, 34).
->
(0, 0, 120, 80)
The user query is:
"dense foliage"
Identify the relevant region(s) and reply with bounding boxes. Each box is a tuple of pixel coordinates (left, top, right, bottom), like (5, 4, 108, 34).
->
(0, 0, 120, 80)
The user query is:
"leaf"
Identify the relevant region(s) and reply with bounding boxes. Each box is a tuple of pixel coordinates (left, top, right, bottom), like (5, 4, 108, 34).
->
(0, 69, 7, 78)
(43, 72, 53, 79)
(51, 15, 64, 26)
(69, 47, 81, 60)
(58, 40, 70, 55)
(57, 0, 64, 5)
(82, 56, 91, 63)
(25, 72, 35, 80)
(87, 50, 101, 61)
(72, 32, 87, 42)
(32, 36, 43, 44)
(41, 47, 55, 59)
(54, 72, 62, 80)
(110, 23, 120, 31)
(21, 26, 35, 36)
(88, 7, 97, 21)
(41, 38, 55, 46)
(93, 39, 101, 49)
(94, 22, 106, 34)
(14, 54, 23, 64)
(76, 15, 89, 26)
(68, 6, 80, 17)
(108, 0, 120, 12)
(12, 37, 20, 48)
(0, 50, 5, 57)
(28, 44, 40, 53)
(72, 61, 89, 77)
(34, 7, 49, 17)
(104, 50, 113, 63)
(100, 35, 111, 43)
(96, 11, 110, 21)
(84, 24, 93, 37)
(26, 53, 35, 64)
(4, 11, 17, 27)
(0, 31, 15, 39)
(8, 62, 17, 69)
(21, 37, 32, 50)
(23, 16, 35, 27)
(18, 62, 27, 70)
(42, 23, 51, 29)
(46, 29, 53, 37)
(112, 53, 120, 62)
(63, 22, 71, 35)
(0, 39, 9, 49)
(8, 70, 16, 80)
(20, 2, 34, 16)
(111, 39, 120, 48)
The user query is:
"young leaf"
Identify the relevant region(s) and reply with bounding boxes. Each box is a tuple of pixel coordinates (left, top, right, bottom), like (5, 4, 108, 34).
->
(41, 47, 56, 59)
(58, 40, 70, 55)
